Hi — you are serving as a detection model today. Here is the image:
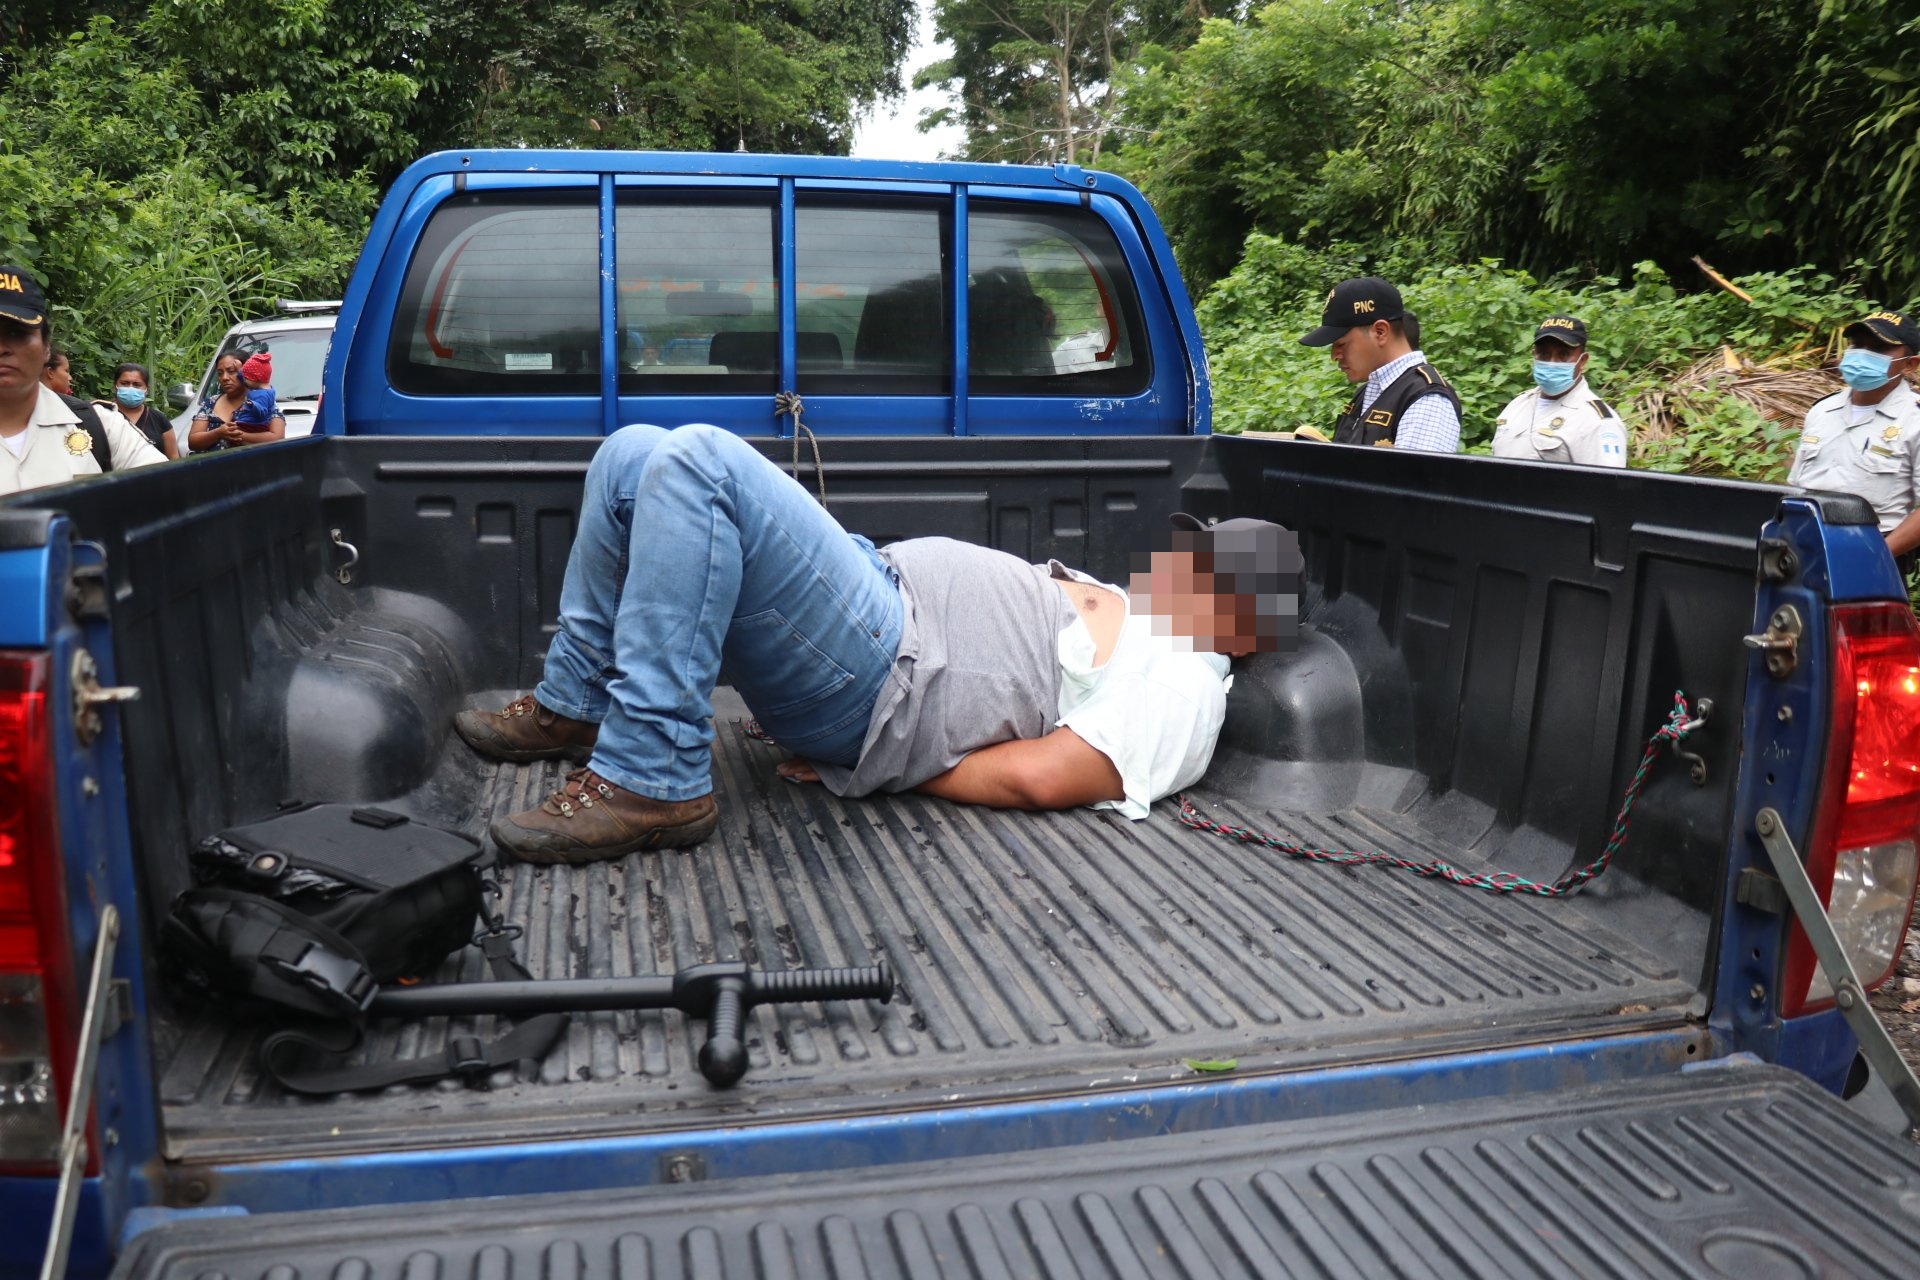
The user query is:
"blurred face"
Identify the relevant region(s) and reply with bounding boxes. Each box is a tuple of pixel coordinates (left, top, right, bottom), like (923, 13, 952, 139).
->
(115, 367, 148, 392)
(0, 319, 50, 402)
(41, 352, 72, 395)
(215, 356, 243, 393)
(1128, 530, 1295, 657)
(1328, 320, 1393, 382)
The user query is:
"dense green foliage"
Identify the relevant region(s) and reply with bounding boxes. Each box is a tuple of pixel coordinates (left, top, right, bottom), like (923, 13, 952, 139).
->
(0, 0, 914, 394)
(1111, 0, 1920, 298)
(1200, 235, 1872, 478)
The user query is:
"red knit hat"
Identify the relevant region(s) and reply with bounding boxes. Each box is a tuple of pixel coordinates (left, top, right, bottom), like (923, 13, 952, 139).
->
(240, 351, 272, 384)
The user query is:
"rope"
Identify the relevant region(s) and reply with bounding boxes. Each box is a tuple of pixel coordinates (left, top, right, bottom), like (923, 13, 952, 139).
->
(775, 390, 826, 506)
(1178, 691, 1699, 898)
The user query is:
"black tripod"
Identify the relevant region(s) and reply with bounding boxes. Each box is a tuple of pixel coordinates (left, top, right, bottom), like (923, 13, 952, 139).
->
(367, 959, 894, 1086)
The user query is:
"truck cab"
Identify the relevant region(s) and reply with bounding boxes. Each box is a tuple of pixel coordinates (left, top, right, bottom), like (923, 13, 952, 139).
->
(322, 151, 1208, 438)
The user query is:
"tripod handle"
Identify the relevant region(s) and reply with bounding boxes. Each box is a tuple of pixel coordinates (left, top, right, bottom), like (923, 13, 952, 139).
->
(750, 960, 893, 1007)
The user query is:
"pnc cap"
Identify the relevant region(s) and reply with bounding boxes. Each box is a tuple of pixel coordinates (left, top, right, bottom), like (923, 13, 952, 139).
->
(1533, 314, 1587, 348)
(1299, 277, 1404, 347)
(1845, 309, 1920, 352)
(0, 265, 48, 327)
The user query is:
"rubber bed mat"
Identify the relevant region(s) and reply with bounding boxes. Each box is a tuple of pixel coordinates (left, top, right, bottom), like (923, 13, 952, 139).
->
(120, 1064, 1920, 1278)
(157, 714, 1700, 1160)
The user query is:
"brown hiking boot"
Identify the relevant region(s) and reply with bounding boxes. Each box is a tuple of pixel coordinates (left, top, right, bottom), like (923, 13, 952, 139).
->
(490, 768, 719, 864)
(453, 695, 598, 763)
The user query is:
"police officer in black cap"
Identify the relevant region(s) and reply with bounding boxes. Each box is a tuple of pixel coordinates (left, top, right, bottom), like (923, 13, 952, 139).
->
(1, 265, 165, 495)
(1788, 307, 1920, 559)
(1299, 277, 1461, 451)
(1491, 315, 1628, 467)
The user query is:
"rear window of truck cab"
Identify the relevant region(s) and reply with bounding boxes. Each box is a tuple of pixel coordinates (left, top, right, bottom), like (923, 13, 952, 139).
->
(387, 189, 1149, 399)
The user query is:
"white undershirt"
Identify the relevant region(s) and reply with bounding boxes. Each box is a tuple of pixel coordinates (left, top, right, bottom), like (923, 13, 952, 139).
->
(1, 430, 28, 460)
(1849, 400, 1878, 426)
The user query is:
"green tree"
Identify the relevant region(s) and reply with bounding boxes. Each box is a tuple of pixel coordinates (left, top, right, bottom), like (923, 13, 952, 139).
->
(918, 0, 1205, 164)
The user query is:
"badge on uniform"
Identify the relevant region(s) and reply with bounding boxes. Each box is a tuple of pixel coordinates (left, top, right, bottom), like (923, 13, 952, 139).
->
(1871, 445, 1895, 457)
(1883, 425, 1901, 443)
(64, 427, 93, 457)
(1372, 438, 1394, 448)
(1549, 417, 1564, 428)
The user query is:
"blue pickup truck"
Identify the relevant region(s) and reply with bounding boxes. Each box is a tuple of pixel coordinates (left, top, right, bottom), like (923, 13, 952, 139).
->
(4, 151, 1920, 1278)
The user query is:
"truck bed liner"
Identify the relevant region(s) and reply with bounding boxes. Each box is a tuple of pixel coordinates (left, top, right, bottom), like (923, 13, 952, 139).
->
(121, 1064, 1920, 1279)
(157, 705, 1700, 1161)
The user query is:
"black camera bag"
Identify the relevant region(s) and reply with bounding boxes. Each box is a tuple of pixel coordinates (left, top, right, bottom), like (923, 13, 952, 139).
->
(162, 803, 565, 1093)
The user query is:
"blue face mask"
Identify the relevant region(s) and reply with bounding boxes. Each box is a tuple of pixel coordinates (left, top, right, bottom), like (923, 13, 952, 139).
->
(1840, 348, 1899, 392)
(115, 386, 147, 408)
(1532, 360, 1579, 397)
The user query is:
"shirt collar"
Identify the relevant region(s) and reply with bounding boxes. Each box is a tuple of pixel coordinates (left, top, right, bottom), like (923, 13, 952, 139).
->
(28, 384, 82, 430)
(1825, 380, 1917, 425)
(1367, 349, 1426, 394)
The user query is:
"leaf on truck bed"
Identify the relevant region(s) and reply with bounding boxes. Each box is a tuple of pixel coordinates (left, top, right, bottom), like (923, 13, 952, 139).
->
(1183, 1058, 1238, 1073)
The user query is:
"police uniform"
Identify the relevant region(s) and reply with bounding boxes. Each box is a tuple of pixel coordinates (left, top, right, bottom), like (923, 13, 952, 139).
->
(0, 383, 166, 496)
(1491, 379, 1628, 466)
(1787, 379, 1920, 535)
(1299, 276, 1461, 451)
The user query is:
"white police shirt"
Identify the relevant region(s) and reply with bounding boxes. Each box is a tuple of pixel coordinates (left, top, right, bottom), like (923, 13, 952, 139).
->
(1788, 382, 1920, 535)
(0, 385, 166, 496)
(1491, 378, 1628, 467)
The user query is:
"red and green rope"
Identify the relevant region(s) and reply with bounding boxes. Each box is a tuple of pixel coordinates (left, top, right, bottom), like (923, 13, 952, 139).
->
(1177, 691, 1698, 898)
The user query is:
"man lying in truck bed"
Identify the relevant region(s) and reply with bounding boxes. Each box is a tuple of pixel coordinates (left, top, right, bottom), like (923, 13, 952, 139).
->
(454, 422, 1296, 862)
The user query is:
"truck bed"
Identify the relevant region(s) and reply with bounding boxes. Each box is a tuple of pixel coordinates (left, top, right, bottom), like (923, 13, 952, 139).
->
(30, 434, 1779, 1166)
(156, 693, 1700, 1162)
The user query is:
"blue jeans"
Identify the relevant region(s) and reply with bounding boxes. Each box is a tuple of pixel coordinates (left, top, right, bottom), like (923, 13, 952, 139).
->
(534, 424, 904, 801)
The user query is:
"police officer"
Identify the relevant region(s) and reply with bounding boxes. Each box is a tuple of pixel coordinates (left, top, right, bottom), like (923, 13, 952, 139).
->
(1491, 315, 1628, 467)
(1299, 277, 1460, 451)
(1788, 308, 1920, 558)
(0, 266, 164, 496)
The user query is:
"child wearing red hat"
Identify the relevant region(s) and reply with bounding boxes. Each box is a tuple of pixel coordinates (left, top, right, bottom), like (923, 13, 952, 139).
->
(232, 351, 278, 429)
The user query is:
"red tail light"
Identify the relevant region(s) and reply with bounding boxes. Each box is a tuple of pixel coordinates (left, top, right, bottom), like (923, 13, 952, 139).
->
(1781, 604, 1920, 1017)
(0, 651, 79, 1173)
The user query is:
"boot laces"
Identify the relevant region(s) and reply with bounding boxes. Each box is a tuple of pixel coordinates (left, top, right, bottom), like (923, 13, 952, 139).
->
(503, 694, 539, 720)
(549, 768, 617, 818)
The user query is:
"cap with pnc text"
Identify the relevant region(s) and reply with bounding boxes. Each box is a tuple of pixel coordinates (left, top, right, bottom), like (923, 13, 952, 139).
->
(1299, 277, 1404, 347)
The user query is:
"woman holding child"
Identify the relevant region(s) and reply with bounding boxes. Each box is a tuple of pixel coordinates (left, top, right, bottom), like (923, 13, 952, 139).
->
(188, 351, 284, 451)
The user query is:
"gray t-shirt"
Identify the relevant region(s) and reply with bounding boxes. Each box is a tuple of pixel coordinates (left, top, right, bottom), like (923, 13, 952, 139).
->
(811, 537, 1077, 797)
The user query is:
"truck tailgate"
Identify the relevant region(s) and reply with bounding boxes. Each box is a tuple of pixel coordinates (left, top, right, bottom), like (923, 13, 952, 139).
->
(116, 1064, 1920, 1278)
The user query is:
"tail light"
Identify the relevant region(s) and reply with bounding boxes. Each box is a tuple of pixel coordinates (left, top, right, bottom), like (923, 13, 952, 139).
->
(1781, 604, 1920, 1017)
(0, 652, 77, 1172)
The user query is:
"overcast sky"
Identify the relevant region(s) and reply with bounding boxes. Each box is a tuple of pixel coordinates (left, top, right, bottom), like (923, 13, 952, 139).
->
(851, 1, 967, 161)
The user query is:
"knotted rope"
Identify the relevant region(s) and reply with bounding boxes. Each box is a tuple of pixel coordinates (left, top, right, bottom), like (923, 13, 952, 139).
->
(775, 390, 826, 506)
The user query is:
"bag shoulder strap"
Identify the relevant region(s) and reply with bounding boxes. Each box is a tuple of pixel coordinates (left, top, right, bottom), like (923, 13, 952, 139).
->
(260, 928, 569, 1095)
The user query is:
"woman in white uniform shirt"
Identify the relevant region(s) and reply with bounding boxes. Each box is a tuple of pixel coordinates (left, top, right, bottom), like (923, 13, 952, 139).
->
(0, 266, 165, 496)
